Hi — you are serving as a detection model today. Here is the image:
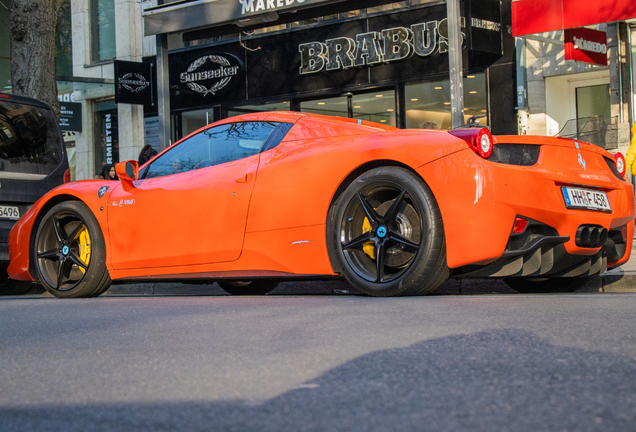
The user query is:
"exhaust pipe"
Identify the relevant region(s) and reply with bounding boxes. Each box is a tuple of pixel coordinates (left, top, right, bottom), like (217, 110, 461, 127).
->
(575, 225, 608, 248)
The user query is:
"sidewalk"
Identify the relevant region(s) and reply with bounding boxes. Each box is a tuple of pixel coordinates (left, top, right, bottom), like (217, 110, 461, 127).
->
(102, 242, 636, 296)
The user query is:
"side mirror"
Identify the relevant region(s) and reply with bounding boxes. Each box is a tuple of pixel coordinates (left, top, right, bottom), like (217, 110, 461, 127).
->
(116, 160, 139, 189)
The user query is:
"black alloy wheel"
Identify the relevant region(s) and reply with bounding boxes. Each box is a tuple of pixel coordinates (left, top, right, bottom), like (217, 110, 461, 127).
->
(217, 280, 279, 295)
(329, 167, 449, 296)
(34, 201, 111, 298)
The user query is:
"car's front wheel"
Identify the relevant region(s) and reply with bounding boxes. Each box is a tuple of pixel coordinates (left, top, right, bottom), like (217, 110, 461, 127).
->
(33, 201, 111, 298)
(329, 167, 448, 296)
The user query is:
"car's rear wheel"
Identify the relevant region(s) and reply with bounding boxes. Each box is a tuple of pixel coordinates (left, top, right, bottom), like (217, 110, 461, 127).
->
(503, 277, 587, 293)
(33, 201, 111, 298)
(329, 167, 448, 296)
(217, 280, 279, 295)
(0, 268, 32, 295)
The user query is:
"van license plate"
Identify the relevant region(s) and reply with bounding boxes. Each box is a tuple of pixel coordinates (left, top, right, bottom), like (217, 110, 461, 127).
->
(0, 206, 20, 220)
(562, 187, 611, 212)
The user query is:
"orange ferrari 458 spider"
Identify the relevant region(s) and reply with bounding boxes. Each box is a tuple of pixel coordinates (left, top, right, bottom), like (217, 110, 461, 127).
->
(7, 112, 635, 298)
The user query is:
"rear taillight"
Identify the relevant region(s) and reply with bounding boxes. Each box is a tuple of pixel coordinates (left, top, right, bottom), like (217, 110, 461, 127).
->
(612, 152, 626, 177)
(0, 94, 12, 99)
(63, 168, 71, 183)
(449, 127, 493, 158)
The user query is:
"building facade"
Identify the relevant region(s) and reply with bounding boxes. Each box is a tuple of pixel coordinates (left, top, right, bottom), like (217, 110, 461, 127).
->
(512, 0, 636, 161)
(36, 0, 518, 180)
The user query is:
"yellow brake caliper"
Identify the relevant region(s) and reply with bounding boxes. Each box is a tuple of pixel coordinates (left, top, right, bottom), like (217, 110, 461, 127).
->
(362, 218, 376, 259)
(74, 226, 91, 274)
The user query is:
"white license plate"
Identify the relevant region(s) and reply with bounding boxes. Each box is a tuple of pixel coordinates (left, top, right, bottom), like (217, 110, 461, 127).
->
(561, 187, 611, 212)
(0, 205, 20, 220)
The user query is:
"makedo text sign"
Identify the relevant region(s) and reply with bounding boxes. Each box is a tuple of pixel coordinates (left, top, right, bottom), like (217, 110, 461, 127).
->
(564, 27, 607, 66)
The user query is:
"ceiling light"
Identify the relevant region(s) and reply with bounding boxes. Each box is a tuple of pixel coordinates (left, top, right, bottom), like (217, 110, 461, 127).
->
(318, 102, 325, 105)
(444, 102, 451, 105)
(481, 109, 487, 112)
(466, 75, 475, 78)
(375, 95, 383, 98)
(435, 87, 442, 90)
(411, 98, 418, 101)
(353, 105, 361, 108)
(387, 109, 394, 112)
(470, 91, 477, 94)
(380, 120, 387, 122)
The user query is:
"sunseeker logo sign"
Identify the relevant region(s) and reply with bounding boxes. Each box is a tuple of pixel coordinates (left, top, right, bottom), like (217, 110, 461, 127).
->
(180, 54, 242, 97)
(240, 0, 306, 14)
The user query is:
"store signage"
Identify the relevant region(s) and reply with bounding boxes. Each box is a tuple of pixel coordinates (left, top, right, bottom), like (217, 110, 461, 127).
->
(177, 53, 243, 98)
(58, 102, 82, 132)
(299, 19, 465, 74)
(105, 113, 113, 164)
(114, 60, 154, 106)
(239, 0, 306, 15)
(564, 28, 607, 66)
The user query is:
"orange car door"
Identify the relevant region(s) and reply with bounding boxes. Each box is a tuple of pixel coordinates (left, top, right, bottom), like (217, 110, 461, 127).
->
(107, 121, 281, 270)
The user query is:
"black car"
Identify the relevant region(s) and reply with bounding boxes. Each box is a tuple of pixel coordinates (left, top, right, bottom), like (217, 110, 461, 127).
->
(0, 93, 69, 294)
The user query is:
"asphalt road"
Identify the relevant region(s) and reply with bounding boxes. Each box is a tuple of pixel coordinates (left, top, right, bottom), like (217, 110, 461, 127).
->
(2, 291, 636, 432)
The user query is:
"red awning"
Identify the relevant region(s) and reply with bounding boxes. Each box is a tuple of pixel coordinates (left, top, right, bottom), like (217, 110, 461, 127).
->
(512, 0, 636, 37)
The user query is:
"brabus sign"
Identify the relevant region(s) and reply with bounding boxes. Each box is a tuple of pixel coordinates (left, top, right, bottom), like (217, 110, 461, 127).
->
(179, 54, 243, 97)
(299, 18, 477, 75)
(564, 28, 608, 66)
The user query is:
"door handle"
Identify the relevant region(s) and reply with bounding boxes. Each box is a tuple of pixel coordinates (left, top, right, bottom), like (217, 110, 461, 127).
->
(235, 173, 253, 183)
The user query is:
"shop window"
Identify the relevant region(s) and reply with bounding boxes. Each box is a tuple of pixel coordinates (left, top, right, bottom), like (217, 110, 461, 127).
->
(93, 99, 118, 176)
(405, 73, 488, 129)
(367, 2, 408, 14)
(352, 91, 397, 126)
(410, 0, 440, 5)
(181, 109, 216, 138)
(301, 91, 397, 126)
(576, 84, 611, 119)
(142, 122, 279, 179)
(227, 101, 291, 118)
(253, 24, 287, 35)
(90, 0, 116, 62)
(301, 95, 348, 118)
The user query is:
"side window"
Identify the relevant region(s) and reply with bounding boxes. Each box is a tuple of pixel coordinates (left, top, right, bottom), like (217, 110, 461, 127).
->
(142, 121, 282, 179)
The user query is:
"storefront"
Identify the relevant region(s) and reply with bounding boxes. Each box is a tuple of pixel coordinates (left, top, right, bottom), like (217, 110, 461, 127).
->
(141, 0, 517, 143)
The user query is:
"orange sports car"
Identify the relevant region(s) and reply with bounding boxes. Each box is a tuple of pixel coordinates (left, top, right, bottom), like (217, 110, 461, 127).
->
(7, 112, 635, 297)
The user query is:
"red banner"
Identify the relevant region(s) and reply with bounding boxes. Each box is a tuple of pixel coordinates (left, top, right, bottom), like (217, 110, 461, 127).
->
(512, 0, 636, 37)
(564, 28, 608, 66)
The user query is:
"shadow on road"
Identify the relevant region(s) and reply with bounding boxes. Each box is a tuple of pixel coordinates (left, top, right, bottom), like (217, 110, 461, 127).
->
(2, 329, 635, 431)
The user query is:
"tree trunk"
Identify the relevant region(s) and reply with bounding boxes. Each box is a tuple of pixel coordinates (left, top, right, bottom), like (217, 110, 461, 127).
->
(10, 0, 65, 118)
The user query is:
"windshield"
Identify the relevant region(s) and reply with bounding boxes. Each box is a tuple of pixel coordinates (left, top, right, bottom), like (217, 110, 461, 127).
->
(0, 100, 63, 177)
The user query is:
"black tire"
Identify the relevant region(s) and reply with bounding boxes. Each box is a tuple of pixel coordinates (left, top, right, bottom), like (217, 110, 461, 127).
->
(328, 166, 449, 297)
(0, 268, 32, 295)
(33, 201, 111, 298)
(217, 280, 279, 295)
(503, 277, 587, 293)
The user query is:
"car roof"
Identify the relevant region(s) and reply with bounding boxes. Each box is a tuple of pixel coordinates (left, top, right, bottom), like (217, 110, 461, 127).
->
(0, 92, 53, 110)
